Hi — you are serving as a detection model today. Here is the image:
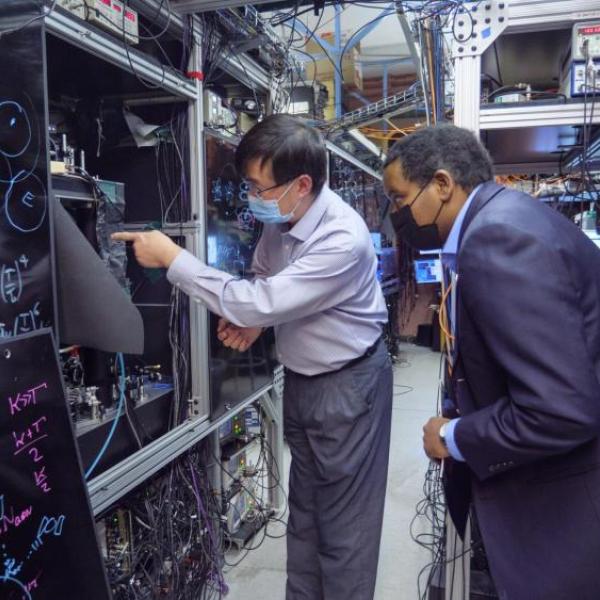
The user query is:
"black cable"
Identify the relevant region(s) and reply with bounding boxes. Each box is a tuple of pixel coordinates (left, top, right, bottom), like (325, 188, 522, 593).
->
(493, 41, 503, 86)
(338, 8, 395, 80)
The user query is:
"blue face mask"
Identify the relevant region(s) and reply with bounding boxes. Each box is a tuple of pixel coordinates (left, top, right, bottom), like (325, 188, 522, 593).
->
(248, 180, 301, 224)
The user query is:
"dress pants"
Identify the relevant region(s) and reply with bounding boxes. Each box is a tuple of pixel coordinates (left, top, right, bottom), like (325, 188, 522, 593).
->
(284, 344, 393, 600)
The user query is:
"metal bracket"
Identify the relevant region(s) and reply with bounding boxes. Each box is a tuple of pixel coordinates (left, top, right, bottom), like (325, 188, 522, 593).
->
(452, 1, 509, 58)
(325, 141, 383, 181)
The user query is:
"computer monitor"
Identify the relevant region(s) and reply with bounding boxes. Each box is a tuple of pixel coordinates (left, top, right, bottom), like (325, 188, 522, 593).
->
(370, 232, 382, 253)
(414, 258, 442, 284)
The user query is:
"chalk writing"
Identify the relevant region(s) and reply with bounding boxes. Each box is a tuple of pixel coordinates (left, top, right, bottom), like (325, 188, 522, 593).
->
(0, 99, 47, 235)
(12, 415, 48, 454)
(4, 171, 47, 234)
(0, 101, 32, 159)
(0, 545, 29, 599)
(7, 383, 47, 416)
(26, 514, 66, 559)
(0, 496, 33, 536)
(26, 570, 42, 592)
(0, 254, 27, 305)
(0, 574, 32, 600)
(33, 466, 50, 493)
(0, 301, 50, 339)
(7, 383, 52, 492)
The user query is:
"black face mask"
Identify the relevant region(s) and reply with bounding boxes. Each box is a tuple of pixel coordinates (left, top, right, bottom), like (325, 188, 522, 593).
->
(389, 183, 444, 251)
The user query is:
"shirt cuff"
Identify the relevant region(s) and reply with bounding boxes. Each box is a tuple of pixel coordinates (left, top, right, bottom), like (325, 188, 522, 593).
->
(166, 249, 206, 286)
(445, 418, 466, 462)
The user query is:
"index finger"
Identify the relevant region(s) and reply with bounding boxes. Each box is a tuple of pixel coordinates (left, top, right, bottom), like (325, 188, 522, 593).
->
(111, 232, 140, 242)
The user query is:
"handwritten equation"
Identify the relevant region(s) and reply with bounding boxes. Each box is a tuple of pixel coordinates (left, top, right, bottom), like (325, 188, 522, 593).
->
(1, 254, 29, 305)
(0, 501, 65, 599)
(0, 301, 50, 340)
(8, 383, 52, 494)
(0, 377, 66, 598)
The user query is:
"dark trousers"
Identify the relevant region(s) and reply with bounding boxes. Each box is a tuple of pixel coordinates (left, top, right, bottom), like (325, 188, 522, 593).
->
(284, 344, 393, 600)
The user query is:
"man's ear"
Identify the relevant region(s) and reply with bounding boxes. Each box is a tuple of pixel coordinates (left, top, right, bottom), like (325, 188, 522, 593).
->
(432, 170, 455, 203)
(297, 174, 314, 196)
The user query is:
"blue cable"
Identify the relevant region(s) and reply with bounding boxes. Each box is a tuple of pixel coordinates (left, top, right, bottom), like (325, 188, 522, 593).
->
(84, 353, 126, 480)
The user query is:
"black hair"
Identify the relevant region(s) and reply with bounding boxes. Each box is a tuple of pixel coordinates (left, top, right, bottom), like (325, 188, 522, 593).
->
(384, 124, 493, 191)
(235, 114, 327, 194)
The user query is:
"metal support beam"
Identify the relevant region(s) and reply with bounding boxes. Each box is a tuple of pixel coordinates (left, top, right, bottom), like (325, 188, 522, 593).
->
(344, 4, 396, 54)
(348, 90, 371, 106)
(128, 0, 192, 40)
(47, 8, 198, 99)
(260, 389, 286, 514)
(480, 101, 600, 130)
(494, 161, 561, 175)
(130, 0, 271, 93)
(453, 56, 481, 133)
(173, 0, 277, 14)
(507, 0, 600, 33)
(220, 46, 271, 94)
(325, 140, 382, 180)
(334, 5, 343, 119)
(189, 229, 210, 420)
(383, 63, 389, 132)
(397, 4, 421, 69)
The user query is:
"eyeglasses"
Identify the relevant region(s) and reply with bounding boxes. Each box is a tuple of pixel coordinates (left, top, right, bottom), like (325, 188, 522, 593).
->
(243, 178, 295, 198)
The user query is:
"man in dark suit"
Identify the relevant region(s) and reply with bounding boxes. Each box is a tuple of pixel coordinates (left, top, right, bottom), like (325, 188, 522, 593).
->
(383, 124, 600, 599)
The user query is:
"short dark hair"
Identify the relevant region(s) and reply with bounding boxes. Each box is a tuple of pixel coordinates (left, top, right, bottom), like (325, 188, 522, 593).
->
(235, 114, 327, 194)
(384, 124, 493, 191)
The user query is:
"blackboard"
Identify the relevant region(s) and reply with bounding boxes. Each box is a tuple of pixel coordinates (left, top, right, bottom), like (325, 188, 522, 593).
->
(0, 329, 112, 599)
(0, 0, 56, 341)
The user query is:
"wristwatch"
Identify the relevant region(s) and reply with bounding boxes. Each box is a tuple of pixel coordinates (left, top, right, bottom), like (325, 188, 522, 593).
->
(439, 422, 448, 448)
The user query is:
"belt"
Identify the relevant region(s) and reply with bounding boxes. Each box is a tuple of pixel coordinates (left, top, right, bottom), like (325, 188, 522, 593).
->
(342, 335, 382, 371)
(285, 336, 383, 379)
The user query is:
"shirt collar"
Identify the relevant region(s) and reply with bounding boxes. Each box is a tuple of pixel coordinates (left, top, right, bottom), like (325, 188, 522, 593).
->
(285, 184, 330, 241)
(442, 184, 482, 257)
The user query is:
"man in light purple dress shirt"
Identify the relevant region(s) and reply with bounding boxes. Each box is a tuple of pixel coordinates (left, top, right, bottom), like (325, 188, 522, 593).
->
(114, 115, 393, 600)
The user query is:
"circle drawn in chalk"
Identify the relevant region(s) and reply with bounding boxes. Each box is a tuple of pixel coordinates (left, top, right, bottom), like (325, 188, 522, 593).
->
(0, 153, 12, 183)
(0, 101, 32, 159)
(0, 576, 32, 600)
(5, 172, 47, 234)
(3, 349, 11, 359)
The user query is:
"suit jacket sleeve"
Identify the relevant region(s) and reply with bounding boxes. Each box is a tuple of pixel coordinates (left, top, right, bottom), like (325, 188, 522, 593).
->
(455, 221, 600, 481)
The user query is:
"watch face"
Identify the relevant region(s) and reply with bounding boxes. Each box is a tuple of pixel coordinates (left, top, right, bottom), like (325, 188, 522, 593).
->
(439, 422, 448, 442)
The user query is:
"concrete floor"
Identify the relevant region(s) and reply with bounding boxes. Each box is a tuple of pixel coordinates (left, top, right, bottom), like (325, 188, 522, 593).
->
(224, 343, 440, 600)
